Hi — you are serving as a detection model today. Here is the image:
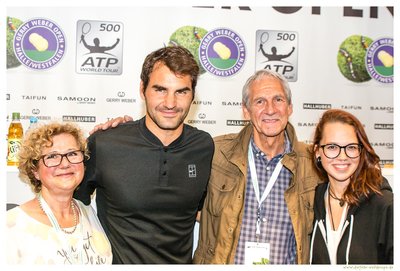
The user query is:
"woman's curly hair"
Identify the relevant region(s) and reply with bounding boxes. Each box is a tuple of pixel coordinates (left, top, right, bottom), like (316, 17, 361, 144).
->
(17, 121, 89, 193)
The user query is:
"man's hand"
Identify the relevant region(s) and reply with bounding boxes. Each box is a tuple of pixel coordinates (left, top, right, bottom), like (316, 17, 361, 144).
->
(89, 115, 133, 135)
(196, 211, 201, 222)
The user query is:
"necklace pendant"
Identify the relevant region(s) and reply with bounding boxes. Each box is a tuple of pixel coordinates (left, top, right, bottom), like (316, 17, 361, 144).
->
(329, 188, 345, 207)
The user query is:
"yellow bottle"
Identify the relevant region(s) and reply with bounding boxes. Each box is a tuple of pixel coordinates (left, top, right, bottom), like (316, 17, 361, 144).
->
(7, 112, 23, 166)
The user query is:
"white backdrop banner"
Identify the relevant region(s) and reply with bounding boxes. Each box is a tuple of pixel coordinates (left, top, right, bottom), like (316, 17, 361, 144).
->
(6, 6, 394, 164)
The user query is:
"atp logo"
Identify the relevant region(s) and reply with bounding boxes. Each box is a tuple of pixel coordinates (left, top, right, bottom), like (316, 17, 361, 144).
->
(76, 20, 123, 75)
(255, 30, 298, 82)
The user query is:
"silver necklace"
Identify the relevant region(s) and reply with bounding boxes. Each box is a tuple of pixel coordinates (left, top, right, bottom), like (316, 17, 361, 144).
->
(38, 196, 78, 234)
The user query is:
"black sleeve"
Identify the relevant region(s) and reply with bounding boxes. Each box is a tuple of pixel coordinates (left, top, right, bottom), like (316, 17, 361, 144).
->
(197, 189, 207, 211)
(197, 137, 214, 211)
(73, 134, 97, 205)
(378, 192, 393, 264)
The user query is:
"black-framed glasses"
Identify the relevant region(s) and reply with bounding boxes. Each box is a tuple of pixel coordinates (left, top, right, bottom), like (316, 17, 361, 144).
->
(40, 150, 84, 168)
(320, 143, 363, 159)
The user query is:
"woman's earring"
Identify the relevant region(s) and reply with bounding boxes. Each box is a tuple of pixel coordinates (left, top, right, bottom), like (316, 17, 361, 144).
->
(316, 156, 323, 169)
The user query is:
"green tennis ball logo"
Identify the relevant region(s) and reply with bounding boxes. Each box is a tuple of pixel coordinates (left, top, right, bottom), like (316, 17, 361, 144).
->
(6, 16, 23, 69)
(337, 35, 372, 83)
(169, 26, 208, 74)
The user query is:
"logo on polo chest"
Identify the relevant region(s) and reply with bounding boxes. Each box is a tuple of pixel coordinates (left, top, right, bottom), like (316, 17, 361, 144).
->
(188, 164, 197, 178)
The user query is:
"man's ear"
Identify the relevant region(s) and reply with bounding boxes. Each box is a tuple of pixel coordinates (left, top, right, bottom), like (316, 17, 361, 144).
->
(242, 104, 250, 120)
(140, 81, 145, 100)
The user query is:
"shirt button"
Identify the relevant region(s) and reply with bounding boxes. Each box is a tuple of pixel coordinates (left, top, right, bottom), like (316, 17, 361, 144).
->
(228, 227, 233, 233)
(266, 167, 270, 171)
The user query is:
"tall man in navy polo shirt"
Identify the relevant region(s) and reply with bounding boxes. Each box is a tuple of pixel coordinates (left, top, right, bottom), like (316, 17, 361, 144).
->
(74, 46, 214, 264)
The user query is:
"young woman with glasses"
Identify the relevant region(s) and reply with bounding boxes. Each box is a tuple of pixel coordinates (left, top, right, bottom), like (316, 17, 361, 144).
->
(6, 122, 112, 264)
(309, 109, 393, 264)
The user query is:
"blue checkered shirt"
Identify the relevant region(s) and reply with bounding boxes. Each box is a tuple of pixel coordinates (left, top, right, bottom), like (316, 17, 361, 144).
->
(234, 133, 296, 264)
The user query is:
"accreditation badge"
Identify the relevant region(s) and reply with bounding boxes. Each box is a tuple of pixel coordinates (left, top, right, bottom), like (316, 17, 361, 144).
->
(244, 241, 270, 265)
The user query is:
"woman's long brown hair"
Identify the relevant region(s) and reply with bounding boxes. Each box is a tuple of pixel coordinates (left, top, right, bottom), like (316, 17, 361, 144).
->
(312, 109, 383, 206)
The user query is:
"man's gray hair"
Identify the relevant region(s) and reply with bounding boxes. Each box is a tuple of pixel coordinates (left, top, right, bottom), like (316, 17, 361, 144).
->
(242, 69, 292, 108)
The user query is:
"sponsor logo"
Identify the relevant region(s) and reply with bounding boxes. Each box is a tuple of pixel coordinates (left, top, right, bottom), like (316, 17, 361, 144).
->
(13, 18, 66, 70)
(341, 105, 362, 110)
(7, 16, 23, 69)
(187, 113, 217, 125)
(105, 91, 136, 103)
(31, 108, 40, 115)
(62, 115, 96, 122)
(303, 103, 331, 110)
(188, 164, 197, 178)
(57, 96, 96, 104)
(192, 100, 212, 106)
(297, 122, 318, 127)
(337, 35, 372, 83)
(256, 30, 298, 81)
(370, 142, 393, 149)
(374, 123, 393, 130)
(187, 119, 217, 124)
(365, 37, 393, 83)
(22, 95, 47, 100)
(274, 7, 393, 18)
(76, 20, 123, 75)
(21, 112, 51, 121)
(222, 101, 242, 106)
(226, 120, 250, 126)
(199, 28, 246, 77)
(194, 6, 251, 11)
(380, 159, 394, 165)
(169, 26, 208, 75)
(193, 6, 393, 18)
(370, 106, 393, 113)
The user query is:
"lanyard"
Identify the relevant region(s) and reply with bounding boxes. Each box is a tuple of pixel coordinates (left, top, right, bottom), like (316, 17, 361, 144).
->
(248, 142, 283, 240)
(38, 193, 84, 264)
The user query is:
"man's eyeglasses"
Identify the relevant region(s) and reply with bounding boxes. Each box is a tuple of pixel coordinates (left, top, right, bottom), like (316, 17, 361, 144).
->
(320, 143, 362, 159)
(39, 150, 85, 168)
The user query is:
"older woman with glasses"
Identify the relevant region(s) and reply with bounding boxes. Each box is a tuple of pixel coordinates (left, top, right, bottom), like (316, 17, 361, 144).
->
(6, 122, 112, 264)
(309, 109, 393, 264)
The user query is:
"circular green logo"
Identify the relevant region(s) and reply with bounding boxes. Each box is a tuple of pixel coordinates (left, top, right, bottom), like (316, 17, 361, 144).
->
(337, 35, 372, 83)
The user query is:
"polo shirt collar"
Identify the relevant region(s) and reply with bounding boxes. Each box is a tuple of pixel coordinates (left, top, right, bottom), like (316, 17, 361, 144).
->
(139, 116, 185, 148)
